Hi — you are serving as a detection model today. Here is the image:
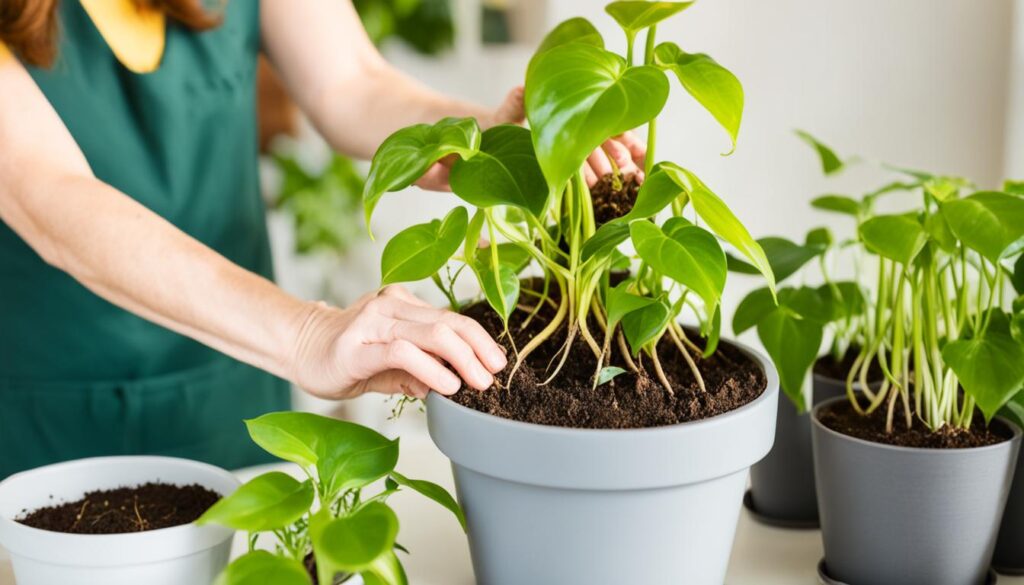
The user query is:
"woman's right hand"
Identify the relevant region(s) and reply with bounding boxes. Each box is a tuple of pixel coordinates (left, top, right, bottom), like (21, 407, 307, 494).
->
(289, 286, 507, 401)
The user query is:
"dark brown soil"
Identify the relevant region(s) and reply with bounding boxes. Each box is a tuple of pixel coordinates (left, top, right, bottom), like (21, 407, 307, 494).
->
(452, 296, 766, 429)
(817, 399, 1011, 449)
(591, 173, 640, 226)
(16, 483, 221, 534)
(814, 348, 884, 382)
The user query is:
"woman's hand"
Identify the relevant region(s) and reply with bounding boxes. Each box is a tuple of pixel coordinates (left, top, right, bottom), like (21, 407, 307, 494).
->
(415, 87, 647, 191)
(290, 285, 507, 400)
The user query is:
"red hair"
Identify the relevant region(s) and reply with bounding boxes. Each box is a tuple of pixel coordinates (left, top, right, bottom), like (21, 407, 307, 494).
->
(0, 0, 221, 67)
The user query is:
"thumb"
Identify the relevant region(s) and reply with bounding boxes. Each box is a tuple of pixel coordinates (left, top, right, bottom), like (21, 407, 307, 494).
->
(489, 86, 525, 127)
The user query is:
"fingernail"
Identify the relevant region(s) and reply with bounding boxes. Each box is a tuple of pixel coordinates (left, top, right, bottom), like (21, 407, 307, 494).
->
(442, 373, 461, 394)
(489, 349, 508, 371)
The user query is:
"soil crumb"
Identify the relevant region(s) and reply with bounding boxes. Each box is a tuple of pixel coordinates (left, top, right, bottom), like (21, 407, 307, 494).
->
(591, 173, 640, 226)
(818, 399, 1010, 449)
(17, 483, 221, 534)
(452, 294, 766, 429)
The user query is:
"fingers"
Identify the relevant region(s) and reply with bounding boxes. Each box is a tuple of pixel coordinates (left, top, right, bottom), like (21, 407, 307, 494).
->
(586, 148, 613, 180)
(387, 320, 495, 390)
(615, 131, 647, 169)
(362, 370, 431, 399)
(364, 297, 508, 373)
(415, 161, 451, 192)
(583, 163, 598, 187)
(489, 86, 525, 127)
(378, 284, 431, 308)
(359, 339, 464, 395)
(602, 139, 642, 182)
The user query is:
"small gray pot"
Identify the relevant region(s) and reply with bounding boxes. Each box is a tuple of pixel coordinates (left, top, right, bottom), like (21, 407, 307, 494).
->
(994, 438, 1024, 574)
(811, 396, 1021, 585)
(746, 372, 847, 527)
(426, 341, 779, 585)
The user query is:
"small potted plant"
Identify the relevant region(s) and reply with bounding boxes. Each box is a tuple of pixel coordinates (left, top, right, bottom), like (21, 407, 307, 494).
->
(197, 412, 464, 585)
(361, 2, 779, 583)
(811, 173, 1024, 585)
(735, 132, 921, 527)
(0, 456, 238, 585)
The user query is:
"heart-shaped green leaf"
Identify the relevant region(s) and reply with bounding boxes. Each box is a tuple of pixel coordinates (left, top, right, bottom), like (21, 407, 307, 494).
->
(597, 366, 628, 386)
(197, 472, 313, 533)
(859, 214, 927, 265)
(363, 117, 480, 233)
(727, 236, 824, 283)
(943, 312, 1024, 422)
(214, 551, 311, 585)
(733, 287, 775, 335)
(630, 220, 726, 313)
(795, 130, 845, 175)
(389, 471, 465, 531)
(605, 281, 658, 329)
(621, 294, 672, 355)
(246, 413, 399, 499)
(660, 164, 775, 292)
(805, 227, 833, 248)
(581, 221, 631, 263)
(616, 163, 683, 223)
(449, 125, 548, 216)
(1004, 180, 1024, 196)
(757, 305, 823, 412)
(361, 551, 408, 585)
(533, 17, 603, 58)
(381, 207, 468, 285)
(313, 503, 399, 578)
(818, 281, 866, 321)
(941, 191, 1024, 262)
(526, 44, 668, 194)
(811, 194, 861, 216)
(923, 211, 957, 253)
(654, 42, 743, 153)
(476, 263, 520, 322)
(605, 2, 694, 36)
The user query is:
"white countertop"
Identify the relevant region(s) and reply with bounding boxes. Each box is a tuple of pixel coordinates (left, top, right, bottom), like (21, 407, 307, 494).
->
(3, 433, 1022, 585)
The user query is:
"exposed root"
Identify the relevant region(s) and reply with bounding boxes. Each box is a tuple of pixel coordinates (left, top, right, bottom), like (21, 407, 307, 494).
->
(668, 325, 706, 392)
(507, 290, 568, 384)
(542, 326, 578, 385)
(650, 346, 674, 395)
(617, 331, 639, 372)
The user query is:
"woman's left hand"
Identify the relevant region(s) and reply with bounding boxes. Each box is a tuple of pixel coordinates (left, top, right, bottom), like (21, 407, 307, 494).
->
(415, 87, 647, 191)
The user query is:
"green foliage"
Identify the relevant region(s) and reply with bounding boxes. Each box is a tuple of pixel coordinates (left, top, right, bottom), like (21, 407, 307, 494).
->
(381, 207, 468, 285)
(355, 0, 454, 54)
(605, 2, 693, 37)
(205, 412, 463, 585)
(795, 130, 845, 175)
(597, 366, 628, 386)
(811, 194, 861, 217)
(727, 236, 824, 283)
(940, 191, 1024, 262)
(532, 17, 604, 58)
(449, 125, 548, 215)
(943, 312, 1024, 423)
(621, 295, 673, 355)
(630, 220, 726, 314)
(654, 42, 743, 152)
(858, 214, 927, 265)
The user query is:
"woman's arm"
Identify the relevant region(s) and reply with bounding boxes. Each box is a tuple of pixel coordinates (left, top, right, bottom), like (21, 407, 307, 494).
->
(259, 0, 646, 185)
(0, 55, 505, 399)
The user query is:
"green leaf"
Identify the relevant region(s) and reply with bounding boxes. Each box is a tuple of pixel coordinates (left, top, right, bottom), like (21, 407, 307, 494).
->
(197, 472, 313, 533)
(757, 307, 822, 412)
(1014, 255, 1024, 295)
(381, 207, 468, 285)
(597, 366, 628, 386)
(923, 211, 957, 253)
(733, 287, 775, 335)
(660, 164, 775, 291)
(361, 551, 408, 585)
(727, 237, 824, 283)
(780, 286, 834, 324)
(805, 227, 833, 248)
(795, 130, 844, 175)
(313, 503, 399, 577)
(818, 281, 866, 321)
(464, 209, 485, 266)
(1004, 180, 1024, 196)
(654, 42, 743, 153)
(605, 281, 658, 329)
(214, 551, 311, 585)
(581, 221, 631, 263)
(526, 43, 668, 194)
(449, 125, 548, 216)
(606, 2, 693, 36)
(1001, 391, 1024, 432)
(533, 17, 603, 57)
(811, 194, 861, 216)
(618, 165, 683, 222)
(943, 312, 1024, 422)
(363, 117, 481, 232)
(477, 263, 519, 322)
(621, 295, 672, 355)
(245, 413, 399, 499)
(630, 220, 726, 313)
(941, 191, 1024, 262)
(475, 243, 531, 274)
(858, 214, 927, 265)
(389, 471, 465, 531)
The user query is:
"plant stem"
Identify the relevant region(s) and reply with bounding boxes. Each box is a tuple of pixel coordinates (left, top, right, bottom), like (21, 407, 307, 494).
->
(643, 25, 659, 175)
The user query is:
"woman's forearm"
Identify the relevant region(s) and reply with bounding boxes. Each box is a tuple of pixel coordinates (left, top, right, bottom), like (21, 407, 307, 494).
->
(5, 169, 312, 381)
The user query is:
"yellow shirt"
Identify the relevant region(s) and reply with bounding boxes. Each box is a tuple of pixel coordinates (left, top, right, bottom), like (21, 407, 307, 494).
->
(0, 0, 166, 73)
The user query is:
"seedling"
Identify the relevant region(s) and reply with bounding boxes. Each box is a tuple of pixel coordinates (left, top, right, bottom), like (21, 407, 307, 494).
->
(362, 1, 773, 394)
(197, 412, 464, 585)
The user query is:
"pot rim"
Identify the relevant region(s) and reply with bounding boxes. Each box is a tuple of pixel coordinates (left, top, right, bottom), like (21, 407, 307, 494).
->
(430, 334, 779, 437)
(811, 395, 1023, 454)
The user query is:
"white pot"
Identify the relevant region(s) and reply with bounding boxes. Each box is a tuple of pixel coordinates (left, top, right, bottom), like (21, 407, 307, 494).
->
(0, 456, 238, 585)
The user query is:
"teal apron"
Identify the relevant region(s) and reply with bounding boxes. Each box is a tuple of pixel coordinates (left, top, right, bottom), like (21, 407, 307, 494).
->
(0, 0, 290, 479)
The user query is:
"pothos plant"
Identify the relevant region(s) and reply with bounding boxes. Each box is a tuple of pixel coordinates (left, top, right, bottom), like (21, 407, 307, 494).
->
(196, 412, 464, 585)
(729, 131, 917, 412)
(362, 1, 774, 393)
(785, 135, 1024, 431)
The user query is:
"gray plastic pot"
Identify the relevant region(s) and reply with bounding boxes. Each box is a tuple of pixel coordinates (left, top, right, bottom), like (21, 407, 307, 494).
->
(426, 340, 779, 585)
(746, 371, 847, 527)
(994, 437, 1024, 574)
(811, 395, 1021, 585)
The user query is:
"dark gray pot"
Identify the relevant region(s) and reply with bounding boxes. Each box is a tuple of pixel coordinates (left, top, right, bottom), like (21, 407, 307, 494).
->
(994, 437, 1024, 574)
(812, 396, 1021, 585)
(426, 341, 779, 585)
(746, 372, 847, 527)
